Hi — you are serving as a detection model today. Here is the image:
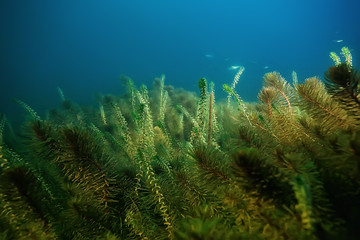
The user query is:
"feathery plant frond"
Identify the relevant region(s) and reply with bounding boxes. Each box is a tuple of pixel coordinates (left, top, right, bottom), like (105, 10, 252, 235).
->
(329, 47, 352, 68)
(110, 102, 135, 159)
(223, 67, 251, 128)
(111, 102, 129, 133)
(178, 78, 209, 146)
(292, 71, 298, 85)
(341, 46, 353, 68)
(325, 63, 360, 117)
(232, 66, 245, 88)
(185, 78, 221, 147)
(58, 127, 112, 209)
(158, 74, 168, 124)
(57, 87, 65, 102)
(126, 83, 175, 237)
(326, 46, 360, 117)
(197, 78, 208, 130)
(0, 115, 6, 145)
(134, 150, 174, 238)
(121, 75, 137, 114)
(99, 104, 107, 125)
(227, 66, 245, 105)
(136, 85, 156, 158)
(58, 185, 118, 240)
(295, 77, 353, 130)
(14, 99, 41, 120)
(208, 88, 215, 146)
(0, 146, 10, 171)
(330, 52, 341, 66)
(125, 198, 156, 240)
(223, 84, 241, 106)
(292, 175, 314, 231)
(223, 84, 252, 126)
(25, 120, 61, 163)
(255, 72, 304, 145)
(190, 145, 232, 186)
(232, 148, 295, 207)
(177, 104, 205, 146)
(0, 143, 24, 171)
(154, 122, 176, 162)
(258, 87, 277, 120)
(208, 83, 220, 144)
(263, 71, 293, 113)
(0, 167, 58, 239)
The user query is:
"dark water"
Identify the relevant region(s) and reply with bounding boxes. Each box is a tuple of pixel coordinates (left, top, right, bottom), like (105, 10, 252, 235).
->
(1, 0, 359, 125)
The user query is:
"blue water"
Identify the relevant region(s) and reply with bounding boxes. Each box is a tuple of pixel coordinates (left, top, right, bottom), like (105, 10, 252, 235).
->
(1, 0, 359, 125)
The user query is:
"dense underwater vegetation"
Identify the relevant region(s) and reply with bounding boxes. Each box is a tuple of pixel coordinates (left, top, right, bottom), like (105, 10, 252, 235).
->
(0, 47, 359, 240)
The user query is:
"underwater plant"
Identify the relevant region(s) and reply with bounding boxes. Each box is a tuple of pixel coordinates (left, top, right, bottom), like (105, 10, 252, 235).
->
(0, 47, 359, 239)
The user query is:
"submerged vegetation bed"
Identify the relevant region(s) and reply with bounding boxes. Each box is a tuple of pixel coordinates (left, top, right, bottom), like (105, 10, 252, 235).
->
(0, 47, 359, 239)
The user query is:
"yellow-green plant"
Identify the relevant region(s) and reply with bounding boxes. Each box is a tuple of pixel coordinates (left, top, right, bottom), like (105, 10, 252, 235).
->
(263, 71, 293, 113)
(0, 48, 359, 240)
(330, 46, 352, 68)
(227, 66, 245, 105)
(294, 76, 354, 131)
(258, 87, 278, 120)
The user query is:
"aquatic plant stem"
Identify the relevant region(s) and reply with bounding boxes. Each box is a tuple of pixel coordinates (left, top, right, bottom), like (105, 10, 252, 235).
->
(267, 100, 272, 120)
(208, 91, 214, 146)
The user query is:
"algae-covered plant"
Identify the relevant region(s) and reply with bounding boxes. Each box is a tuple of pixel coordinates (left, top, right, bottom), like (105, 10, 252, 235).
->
(0, 47, 359, 239)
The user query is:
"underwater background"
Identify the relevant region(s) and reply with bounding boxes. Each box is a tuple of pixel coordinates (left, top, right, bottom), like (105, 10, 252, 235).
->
(1, 1, 360, 240)
(1, 0, 359, 123)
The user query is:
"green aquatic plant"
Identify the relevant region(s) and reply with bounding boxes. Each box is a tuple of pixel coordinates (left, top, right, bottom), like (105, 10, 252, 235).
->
(1, 49, 360, 239)
(294, 76, 354, 131)
(14, 99, 41, 120)
(223, 83, 252, 126)
(226, 66, 245, 105)
(330, 46, 352, 68)
(258, 86, 277, 120)
(325, 63, 360, 118)
(263, 71, 293, 113)
(325, 47, 360, 119)
(158, 75, 169, 124)
(0, 115, 6, 145)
